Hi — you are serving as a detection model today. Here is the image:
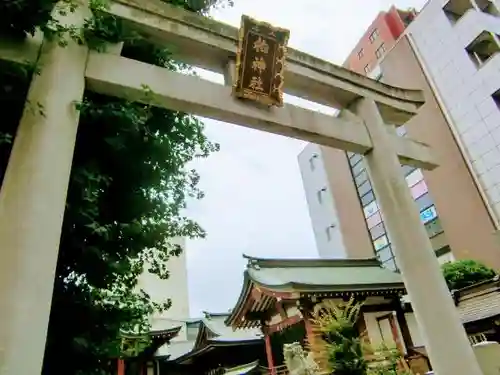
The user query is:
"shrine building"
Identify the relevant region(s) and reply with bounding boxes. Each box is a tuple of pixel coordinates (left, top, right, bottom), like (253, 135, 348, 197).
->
(225, 255, 432, 374)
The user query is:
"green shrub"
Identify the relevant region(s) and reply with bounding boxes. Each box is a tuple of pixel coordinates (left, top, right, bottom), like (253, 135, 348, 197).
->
(310, 298, 368, 375)
(441, 259, 497, 291)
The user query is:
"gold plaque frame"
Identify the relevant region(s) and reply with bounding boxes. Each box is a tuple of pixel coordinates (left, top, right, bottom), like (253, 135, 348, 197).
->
(233, 15, 290, 107)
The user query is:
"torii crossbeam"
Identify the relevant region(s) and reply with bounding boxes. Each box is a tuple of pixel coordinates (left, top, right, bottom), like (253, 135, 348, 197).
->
(0, 1, 482, 375)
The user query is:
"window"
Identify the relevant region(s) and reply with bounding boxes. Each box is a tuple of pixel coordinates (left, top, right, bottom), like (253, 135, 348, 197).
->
(367, 211, 382, 229)
(375, 43, 386, 59)
(355, 170, 368, 187)
(349, 153, 362, 166)
(374, 235, 389, 250)
(326, 224, 336, 241)
(357, 180, 372, 196)
(492, 89, 500, 109)
(309, 154, 318, 170)
(370, 222, 386, 240)
(401, 164, 416, 177)
(363, 200, 378, 218)
(358, 48, 364, 59)
(416, 193, 433, 211)
(369, 28, 379, 43)
(420, 205, 438, 224)
(443, 0, 474, 23)
(466, 31, 500, 68)
(476, 0, 499, 16)
(406, 169, 424, 188)
(351, 159, 365, 176)
(425, 218, 444, 238)
(364, 64, 371, 73)
(317, 187, 327, 204)
(383, 258, 397, 271)
(377, 245, 393, 263)
(411, 180, 428, 200)
(361, 191, 375, 207)
(435, 245, 451, 259)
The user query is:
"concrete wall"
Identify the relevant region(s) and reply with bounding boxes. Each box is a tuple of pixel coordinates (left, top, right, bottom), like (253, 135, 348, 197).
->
(407, 0, 500, 225)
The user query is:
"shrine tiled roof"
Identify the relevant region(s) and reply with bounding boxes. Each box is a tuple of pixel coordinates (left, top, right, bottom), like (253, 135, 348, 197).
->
(456, 277, 500, 324)
(161, 312, 262, 364)
(225, 255, 406, 329)
(200, 312, 262, 342)
(244, 255, 405, 292)
(120, 324, 182, 358)
(120, 324, 181, 340)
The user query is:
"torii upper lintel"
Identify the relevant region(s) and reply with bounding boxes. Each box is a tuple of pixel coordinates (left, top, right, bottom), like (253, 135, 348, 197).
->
(104, 0, 424, 124)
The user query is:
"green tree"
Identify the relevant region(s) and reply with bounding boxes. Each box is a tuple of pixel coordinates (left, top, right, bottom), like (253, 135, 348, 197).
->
(0, 0, 232, 38)
(310, 298, 368, 375)
(309, 299, 415, 375)
(0, 0, 231, 374)
(441, 259, 497, 291)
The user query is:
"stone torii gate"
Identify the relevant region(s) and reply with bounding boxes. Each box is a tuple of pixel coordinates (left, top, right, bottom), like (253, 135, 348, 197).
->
(0, 1, 482, 374)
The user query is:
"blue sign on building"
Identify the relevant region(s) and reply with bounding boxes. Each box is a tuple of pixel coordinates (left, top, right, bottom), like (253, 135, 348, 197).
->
(420, 206, 437, 224)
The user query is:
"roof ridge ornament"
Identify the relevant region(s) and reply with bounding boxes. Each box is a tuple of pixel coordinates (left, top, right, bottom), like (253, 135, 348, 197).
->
(247, 257, 260, 270)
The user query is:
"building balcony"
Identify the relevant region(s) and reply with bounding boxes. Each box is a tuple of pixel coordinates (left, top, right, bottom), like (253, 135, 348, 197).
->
(444, 0, 499, 24)
(453, 5, 500, 48)
(465, 30, 500, 68)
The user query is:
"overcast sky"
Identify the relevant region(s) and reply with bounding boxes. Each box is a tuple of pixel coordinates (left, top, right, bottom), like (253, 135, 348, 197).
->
(185, 0, 428, 317)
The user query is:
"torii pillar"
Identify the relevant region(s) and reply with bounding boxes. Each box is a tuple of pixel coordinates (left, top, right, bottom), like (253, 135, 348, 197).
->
(0, 3, 89, 374)
(352, 98, 482, 375)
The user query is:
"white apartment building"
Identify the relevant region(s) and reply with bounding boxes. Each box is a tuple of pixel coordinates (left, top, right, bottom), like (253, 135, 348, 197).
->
(136, 237, 204, 359)
(298, 144, 347, 258)
(406, 0, 500, 225)
(137, 237, 190, 326)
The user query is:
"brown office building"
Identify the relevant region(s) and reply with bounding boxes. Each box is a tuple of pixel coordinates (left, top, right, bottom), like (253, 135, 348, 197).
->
(298, 34, 500, 270)
(344, 5, 417, 75)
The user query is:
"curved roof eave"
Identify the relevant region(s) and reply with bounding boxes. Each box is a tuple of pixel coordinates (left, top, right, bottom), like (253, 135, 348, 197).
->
(173, 344, 214, 364)
(173, 339, 261, 364)
(120, 325, 182, 339)
(250, 280, 406, 293)
(224, 270, 253, 327)
(242, 254, 380, 268)
(200, 318, 222, 337)
(207, 338, 262, 345)
(193, 324, 208, 349)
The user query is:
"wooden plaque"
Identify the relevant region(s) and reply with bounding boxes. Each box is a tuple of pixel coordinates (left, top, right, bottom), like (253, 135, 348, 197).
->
(233, 15, 290, 107)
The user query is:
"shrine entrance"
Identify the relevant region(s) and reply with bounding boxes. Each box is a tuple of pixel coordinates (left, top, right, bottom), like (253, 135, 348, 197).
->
(0, 1, 483, 375)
